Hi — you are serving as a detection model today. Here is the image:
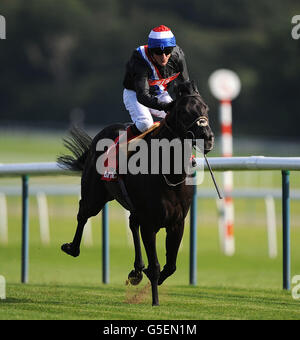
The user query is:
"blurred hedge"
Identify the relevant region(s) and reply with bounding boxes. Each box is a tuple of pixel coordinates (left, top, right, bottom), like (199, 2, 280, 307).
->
(0, 0, 300, 137)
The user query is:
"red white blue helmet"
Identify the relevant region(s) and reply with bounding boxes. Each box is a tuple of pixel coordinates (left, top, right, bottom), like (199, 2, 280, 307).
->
(148, 25, 176, 50)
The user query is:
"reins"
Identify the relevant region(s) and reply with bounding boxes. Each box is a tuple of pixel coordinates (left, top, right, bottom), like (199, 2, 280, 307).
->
(158, 93, 208, 139)
(157, 93, 207, 187)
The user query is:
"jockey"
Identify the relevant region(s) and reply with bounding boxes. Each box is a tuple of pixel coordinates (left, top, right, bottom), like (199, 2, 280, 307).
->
(123, 25, 190, 138)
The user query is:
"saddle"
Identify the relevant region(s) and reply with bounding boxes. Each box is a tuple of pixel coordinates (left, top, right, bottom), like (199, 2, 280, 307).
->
(101, 122, 161, 212)
(101, 122, 161, 182)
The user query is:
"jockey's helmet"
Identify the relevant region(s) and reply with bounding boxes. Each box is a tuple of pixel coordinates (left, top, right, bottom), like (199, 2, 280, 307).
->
(148, 25, 176, 51)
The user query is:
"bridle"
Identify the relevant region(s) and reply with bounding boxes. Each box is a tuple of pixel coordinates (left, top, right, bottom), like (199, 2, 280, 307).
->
(164, 94, 209, 139)
(161, 93, 210, 187)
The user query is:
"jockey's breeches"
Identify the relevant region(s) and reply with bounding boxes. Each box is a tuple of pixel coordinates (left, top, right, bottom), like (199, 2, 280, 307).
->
(123, 89, 172, 133)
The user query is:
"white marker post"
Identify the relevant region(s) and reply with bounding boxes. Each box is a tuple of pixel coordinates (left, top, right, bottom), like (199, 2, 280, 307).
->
(0, 275, 5, 300)
(36, 192, 50, 245)
(0, 193, 8, 244)
(79, 196, 93, 247)
(209, 69, 241, 256)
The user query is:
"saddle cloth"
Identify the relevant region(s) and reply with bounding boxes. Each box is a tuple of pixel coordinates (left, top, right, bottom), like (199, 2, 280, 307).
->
(101, 122, 161, 182)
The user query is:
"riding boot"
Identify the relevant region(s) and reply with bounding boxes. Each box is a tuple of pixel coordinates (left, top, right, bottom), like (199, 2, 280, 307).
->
(126, 124, 141, 140)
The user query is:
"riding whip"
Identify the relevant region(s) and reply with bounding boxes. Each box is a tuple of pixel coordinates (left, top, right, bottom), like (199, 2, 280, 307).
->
(204, 154, 223, 199)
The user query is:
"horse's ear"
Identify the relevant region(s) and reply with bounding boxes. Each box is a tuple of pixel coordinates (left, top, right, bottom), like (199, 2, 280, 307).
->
(174, 80, 201, 99)
(191, 80, 200, 95)
(174, 81, 189, 98)
(174, 82, 182, 98)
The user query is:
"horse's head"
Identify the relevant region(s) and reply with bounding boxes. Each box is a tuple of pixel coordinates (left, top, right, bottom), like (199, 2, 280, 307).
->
(168, 80, 214, 154)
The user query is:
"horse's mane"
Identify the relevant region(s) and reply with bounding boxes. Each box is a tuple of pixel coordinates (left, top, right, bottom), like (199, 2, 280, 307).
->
(175, 80, 209, 115)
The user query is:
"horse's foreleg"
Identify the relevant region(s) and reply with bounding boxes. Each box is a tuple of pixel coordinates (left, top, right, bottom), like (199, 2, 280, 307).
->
(130, 214, 145, 271)
(158, 221, 184, 285)
(140, 227, 160, 306)
(128, 213, 145, 285)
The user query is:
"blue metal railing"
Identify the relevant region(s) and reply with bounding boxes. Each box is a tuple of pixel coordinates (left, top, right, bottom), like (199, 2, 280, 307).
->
(21, 175, 29, 284)
(1, 156, 300, 290)
(282, 170, 290, 290)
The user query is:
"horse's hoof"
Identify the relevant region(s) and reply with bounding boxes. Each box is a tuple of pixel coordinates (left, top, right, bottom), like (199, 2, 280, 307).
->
(61, 243, 80, 257)
(128, 270, 143, 286)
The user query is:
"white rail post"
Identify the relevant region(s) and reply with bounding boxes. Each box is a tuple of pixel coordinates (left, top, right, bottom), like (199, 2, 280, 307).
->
(79, 195, 93, 247)
(0, 193, 8, 244)
(216, 198, 225, 251)
(83, 219, 93, 247)
(124, 209, 133, 246)
(36, 192, 50, 245)
(0, 275, 6, 300)
(265, 195, 277, 258)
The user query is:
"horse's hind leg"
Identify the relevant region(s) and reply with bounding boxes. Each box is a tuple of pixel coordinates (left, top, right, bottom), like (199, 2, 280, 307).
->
(158, 220, 184, 285)
(127, 213, 145, 285)
(61, 197, 107, 257)
(62, 168, 110, 257)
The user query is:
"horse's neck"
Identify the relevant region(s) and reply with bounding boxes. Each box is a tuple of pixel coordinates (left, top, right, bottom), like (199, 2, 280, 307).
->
(150, 118, 179, 141)
(148, 122, 192, 185)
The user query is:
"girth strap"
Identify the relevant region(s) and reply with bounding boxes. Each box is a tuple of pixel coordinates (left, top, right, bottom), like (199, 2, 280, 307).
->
(118, 176, 135, 212)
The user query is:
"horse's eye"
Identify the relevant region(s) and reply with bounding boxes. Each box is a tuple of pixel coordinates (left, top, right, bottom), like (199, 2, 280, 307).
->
(197, 119, 208, 127)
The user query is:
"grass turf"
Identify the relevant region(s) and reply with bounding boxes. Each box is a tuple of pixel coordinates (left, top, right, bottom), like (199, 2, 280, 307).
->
(1, 200, 300, 320)
(1, 283, 299, 320)
(1, 131, 300, 320)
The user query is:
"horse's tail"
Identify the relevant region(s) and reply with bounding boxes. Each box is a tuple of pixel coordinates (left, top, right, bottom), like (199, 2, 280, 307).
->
(57, 126, 92, 172)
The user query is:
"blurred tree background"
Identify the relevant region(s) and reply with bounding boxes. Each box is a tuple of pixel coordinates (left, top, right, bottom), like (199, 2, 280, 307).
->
(0, 0, 300, 138)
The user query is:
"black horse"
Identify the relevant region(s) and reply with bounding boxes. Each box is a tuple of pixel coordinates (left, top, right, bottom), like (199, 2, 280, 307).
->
(58, 81, 214, 306)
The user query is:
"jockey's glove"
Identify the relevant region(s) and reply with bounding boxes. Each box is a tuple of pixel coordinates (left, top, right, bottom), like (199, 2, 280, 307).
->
(162, 101, 175, 113)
